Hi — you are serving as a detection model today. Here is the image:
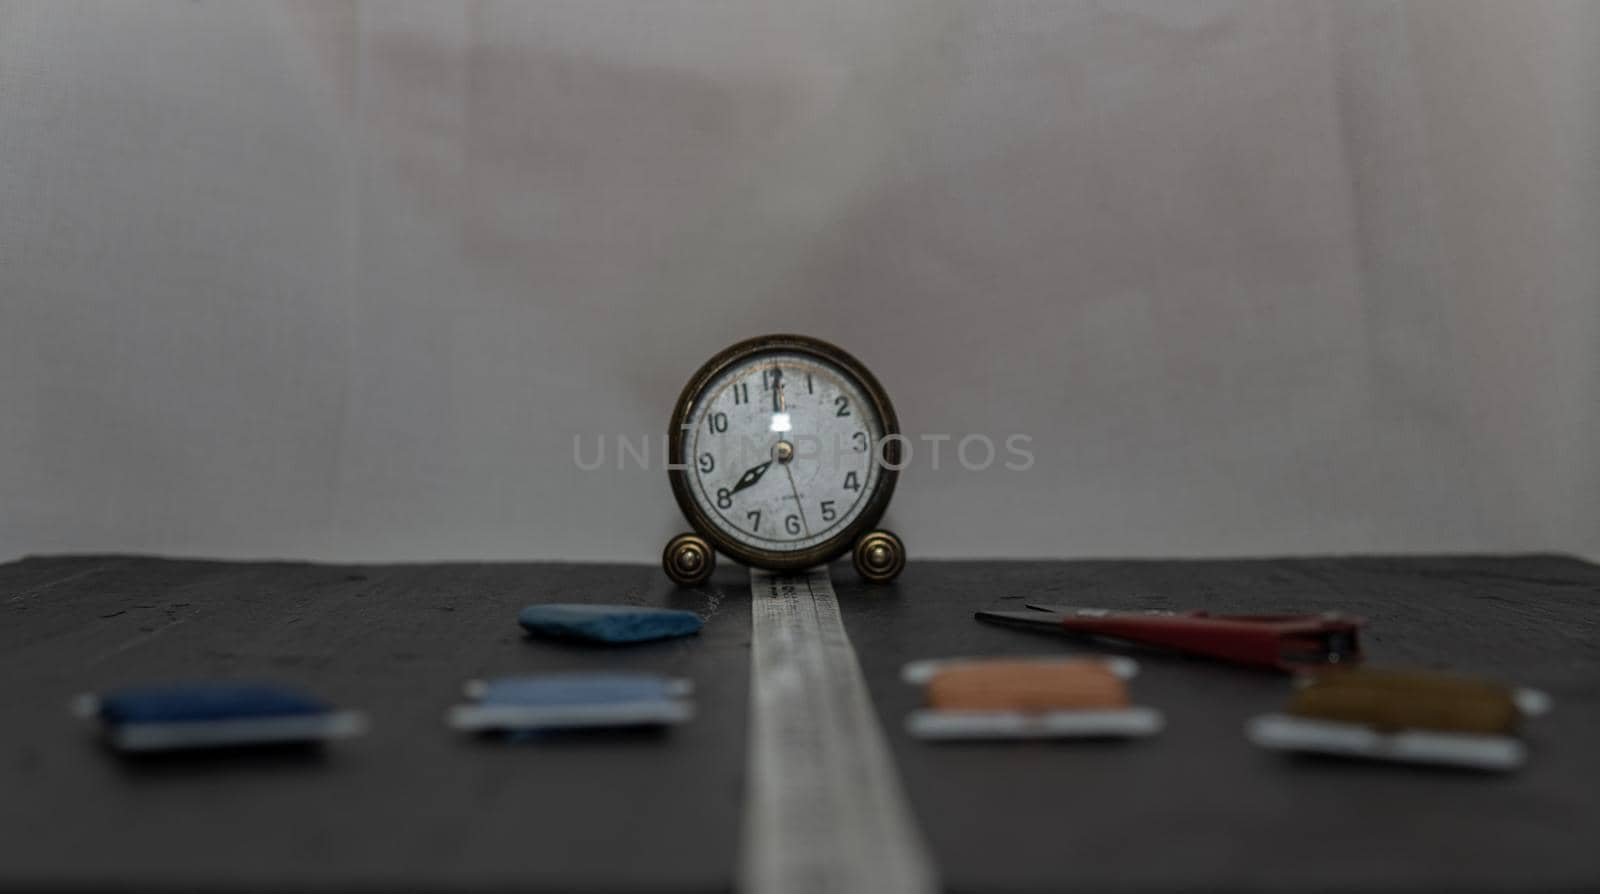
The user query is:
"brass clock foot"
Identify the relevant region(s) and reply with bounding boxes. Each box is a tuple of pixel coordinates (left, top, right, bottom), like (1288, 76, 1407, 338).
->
(852, 530, 905, 583)
(663, 532, 715, 586)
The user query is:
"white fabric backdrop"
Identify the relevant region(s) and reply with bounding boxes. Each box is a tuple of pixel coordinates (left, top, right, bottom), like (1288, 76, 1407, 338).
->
(2, 1, 1596, 562)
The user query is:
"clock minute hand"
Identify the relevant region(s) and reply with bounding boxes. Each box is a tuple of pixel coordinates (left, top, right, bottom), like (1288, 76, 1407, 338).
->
(729, 460, 773, 495)
(783, 462, 812, 537)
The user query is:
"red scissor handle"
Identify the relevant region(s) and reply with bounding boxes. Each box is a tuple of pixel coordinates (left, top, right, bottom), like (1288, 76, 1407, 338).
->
(1052, 610, 1364, 671)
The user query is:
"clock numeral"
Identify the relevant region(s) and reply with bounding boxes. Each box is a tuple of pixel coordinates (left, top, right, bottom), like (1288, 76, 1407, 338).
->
(698, 453, 715, 473)
(843, 471, 861, 492)
(747, 510, 762, 532)
(733, 382, 750, 404)
(820, 500, 837, 522)
(806, 374, 814, 394)
(834, 396, 850, 417)
(708, 412, 728, 434)
(851, 431, 868, 453)
(716, 488, 732, 509)
(784, 514, 802, 535)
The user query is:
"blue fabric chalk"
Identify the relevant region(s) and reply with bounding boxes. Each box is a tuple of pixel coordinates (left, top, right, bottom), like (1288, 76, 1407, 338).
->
(518, 603, 703, 644)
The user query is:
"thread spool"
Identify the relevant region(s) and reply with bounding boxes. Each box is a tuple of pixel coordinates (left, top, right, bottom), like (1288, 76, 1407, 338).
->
(926, 659, 1131, 712)
(904, 656, 1162, 741)
(1288, 669, 1519, 735)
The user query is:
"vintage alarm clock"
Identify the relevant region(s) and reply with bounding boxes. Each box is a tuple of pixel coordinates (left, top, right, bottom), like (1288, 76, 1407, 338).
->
(662, 334, 905, 586)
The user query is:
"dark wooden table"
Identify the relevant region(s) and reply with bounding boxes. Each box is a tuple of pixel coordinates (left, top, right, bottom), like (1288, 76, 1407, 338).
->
(2, 554, 1597, 892)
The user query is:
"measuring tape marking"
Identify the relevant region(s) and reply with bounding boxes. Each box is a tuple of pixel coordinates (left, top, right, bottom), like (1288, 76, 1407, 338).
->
(740, 567, 937, 894)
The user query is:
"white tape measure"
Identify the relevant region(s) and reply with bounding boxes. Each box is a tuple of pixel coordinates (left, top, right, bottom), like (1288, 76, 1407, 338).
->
(740, 568, 937, 894)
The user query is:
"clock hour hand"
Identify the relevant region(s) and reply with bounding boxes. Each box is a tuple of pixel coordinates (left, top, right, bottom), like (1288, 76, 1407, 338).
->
(729, 460, 773, 495)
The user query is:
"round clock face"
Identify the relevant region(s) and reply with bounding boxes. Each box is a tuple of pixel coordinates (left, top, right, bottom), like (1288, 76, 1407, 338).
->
(668, 335, 899, 570)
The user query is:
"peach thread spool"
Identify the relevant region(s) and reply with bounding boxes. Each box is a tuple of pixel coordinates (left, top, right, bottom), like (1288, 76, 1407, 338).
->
(903, 657, 1163, 741)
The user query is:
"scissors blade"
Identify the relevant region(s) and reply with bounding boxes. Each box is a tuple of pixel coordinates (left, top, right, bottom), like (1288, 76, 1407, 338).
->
(1025, 604, 1178, 617)
(972, 609, 1070, 629)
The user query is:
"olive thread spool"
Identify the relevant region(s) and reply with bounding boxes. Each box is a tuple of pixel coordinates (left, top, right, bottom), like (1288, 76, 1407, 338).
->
(1288, 669, 1520, 735)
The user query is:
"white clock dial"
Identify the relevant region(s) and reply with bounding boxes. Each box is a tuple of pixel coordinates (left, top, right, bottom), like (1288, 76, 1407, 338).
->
(679, 351, 886, 554)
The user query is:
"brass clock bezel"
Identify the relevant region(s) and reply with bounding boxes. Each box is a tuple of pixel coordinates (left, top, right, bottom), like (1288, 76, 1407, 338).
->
(667, 334, 902, 572)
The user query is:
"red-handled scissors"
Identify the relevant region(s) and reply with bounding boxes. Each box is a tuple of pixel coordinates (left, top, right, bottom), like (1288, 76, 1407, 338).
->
(975, 604, 1365, 672)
